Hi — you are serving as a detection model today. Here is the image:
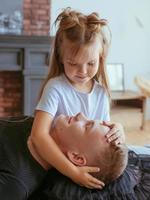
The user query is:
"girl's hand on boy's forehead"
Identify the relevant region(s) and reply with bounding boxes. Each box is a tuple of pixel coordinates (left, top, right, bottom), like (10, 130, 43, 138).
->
(102, 121, 125, 145)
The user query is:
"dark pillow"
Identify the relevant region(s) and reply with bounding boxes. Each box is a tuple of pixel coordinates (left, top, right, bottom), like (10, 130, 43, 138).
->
(38, 167, 137, 200)
(33, 150, 150, 200)
(128, 151, 150, 200)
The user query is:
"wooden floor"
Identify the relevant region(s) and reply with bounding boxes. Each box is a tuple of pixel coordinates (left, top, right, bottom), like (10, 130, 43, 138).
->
(110, 106, 150, 146)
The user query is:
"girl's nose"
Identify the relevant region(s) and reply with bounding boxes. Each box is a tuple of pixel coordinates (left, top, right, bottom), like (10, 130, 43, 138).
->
(78, 65, 87, 74)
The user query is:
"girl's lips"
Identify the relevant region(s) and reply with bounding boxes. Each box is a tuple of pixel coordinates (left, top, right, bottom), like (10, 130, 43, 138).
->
(74, 76, 88, 83)
(75, 75, 87, 79)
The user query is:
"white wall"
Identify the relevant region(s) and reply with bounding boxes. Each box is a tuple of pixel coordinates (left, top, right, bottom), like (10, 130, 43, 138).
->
(51, 0, 150, 118)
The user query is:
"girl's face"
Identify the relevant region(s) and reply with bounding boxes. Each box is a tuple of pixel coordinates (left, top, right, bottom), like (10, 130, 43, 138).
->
(62, 38, 102, 88)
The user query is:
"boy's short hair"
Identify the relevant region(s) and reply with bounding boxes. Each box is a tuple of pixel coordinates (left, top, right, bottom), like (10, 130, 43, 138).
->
(91, 143, 128, 184)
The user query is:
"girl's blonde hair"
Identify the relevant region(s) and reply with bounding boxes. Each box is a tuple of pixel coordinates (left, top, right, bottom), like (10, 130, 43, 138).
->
(40, 7, 111, 97)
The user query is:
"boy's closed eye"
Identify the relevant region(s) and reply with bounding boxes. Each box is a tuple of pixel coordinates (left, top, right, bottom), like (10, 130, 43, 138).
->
(85, 121, 94, 131)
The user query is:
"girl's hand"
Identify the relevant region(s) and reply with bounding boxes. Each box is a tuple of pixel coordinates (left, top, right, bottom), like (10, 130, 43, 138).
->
(103, 121, 125, 144)
(71, 166, 105, 189)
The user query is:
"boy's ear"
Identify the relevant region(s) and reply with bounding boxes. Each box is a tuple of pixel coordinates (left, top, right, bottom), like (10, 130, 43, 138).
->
(67, 151, 87, 166)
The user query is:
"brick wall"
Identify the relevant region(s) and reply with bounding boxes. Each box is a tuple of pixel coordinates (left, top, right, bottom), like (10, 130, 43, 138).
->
(0, 1, 51, 117)
(0, 71, 23, 117)
(23, 0, 51, 36)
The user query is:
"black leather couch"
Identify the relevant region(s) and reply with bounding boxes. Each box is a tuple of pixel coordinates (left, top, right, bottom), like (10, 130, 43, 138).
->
(0, 116, 150, 200)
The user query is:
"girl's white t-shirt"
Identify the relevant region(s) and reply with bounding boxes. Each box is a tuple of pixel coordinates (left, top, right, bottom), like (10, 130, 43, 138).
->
(36, 74, 110, 121)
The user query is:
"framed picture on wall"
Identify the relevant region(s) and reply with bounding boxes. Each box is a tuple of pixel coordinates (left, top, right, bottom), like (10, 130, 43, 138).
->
(107, 63, 125, 91)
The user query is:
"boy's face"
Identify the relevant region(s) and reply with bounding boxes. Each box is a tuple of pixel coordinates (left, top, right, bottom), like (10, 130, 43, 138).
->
(52, 113, 110, 157)
(62, 38, 102, 87)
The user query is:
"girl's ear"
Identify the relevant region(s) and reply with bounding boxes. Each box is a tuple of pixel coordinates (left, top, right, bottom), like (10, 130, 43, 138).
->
(67, 151, 87, 166)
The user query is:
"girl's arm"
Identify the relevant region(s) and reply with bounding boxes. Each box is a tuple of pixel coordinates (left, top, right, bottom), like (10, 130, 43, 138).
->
(30, 110, 104, 189)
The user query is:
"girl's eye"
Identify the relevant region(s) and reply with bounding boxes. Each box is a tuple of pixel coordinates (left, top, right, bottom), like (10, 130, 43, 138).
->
(69, 63, 77, 66)
(88, 62, 95, 66)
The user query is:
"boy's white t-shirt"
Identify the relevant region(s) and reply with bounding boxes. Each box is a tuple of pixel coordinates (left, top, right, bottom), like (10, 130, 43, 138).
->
(36, 74, 110, 121)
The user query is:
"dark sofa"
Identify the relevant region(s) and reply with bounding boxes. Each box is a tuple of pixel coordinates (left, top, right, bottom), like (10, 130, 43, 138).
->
(0, 116, 150, 200)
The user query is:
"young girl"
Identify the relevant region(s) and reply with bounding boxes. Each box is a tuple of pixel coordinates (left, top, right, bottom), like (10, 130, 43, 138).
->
(30, 8, 125, 189)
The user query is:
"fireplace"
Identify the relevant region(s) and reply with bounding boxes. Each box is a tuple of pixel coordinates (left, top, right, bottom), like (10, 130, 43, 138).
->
(0, 0, 51, 117)
(0, 71, 23, 117)
(0, 35, 52, 116)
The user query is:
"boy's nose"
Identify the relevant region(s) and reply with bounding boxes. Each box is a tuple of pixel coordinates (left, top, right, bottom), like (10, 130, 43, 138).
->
(76, 112, 87, 121)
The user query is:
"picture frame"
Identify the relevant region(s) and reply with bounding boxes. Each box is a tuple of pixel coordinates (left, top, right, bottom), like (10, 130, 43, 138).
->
(107, 63, 125, 91)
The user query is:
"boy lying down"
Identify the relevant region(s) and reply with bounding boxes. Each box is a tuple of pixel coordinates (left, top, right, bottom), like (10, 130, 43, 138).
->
(29, 113, 150, 200)
(3, 113, 150, 200)
(28, 112, 128, 185)
(0, 112, 127, 200)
